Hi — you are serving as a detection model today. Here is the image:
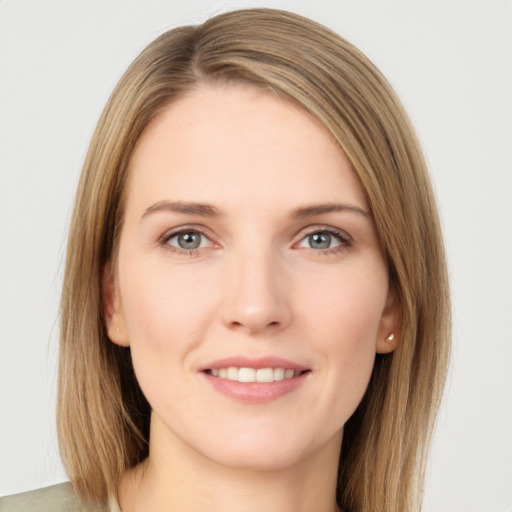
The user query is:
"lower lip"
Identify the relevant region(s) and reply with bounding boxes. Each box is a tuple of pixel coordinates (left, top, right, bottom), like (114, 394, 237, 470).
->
(201, 372, 309, 404)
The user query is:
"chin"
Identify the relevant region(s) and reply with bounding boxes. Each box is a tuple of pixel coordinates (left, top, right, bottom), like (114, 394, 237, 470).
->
(208, 444, 308, 472)
(190, 425, 341, 473)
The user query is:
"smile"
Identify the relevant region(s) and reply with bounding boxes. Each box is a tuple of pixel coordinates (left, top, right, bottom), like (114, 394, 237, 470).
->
(201, 357, 311, 403)
(205, 367, 304, 382)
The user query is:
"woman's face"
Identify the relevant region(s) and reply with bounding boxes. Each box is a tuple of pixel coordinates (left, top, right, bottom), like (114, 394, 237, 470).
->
(105, 84, 397, 471)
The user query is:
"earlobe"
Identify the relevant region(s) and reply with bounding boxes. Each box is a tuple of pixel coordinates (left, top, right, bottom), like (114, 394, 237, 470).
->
(102, 263, 130, 347)
(376, 289, 400, 354)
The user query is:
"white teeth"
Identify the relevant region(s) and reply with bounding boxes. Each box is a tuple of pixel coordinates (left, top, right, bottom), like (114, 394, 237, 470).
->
(226, 367, 239, 381)
(273, 368, 285, 381)
(256, 368, 273, 382)
(208, 367, 301, 382)
(238, 367, 256, 382)
(284, 369, 295, 379)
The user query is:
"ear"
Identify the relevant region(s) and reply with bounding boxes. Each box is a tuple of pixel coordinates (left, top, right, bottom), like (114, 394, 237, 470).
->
(375, 288, 400, 354)
(102, 263, 130, 347)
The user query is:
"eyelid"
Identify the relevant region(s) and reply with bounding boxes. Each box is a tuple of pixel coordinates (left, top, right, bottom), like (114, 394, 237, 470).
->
(158, 225, 217, 255)
(156, 223, 352, 256)
(294, 225, 352, 252)
(297, 225, 352, 242)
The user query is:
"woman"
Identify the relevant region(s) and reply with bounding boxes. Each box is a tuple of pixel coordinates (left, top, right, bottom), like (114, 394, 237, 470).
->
(1, 8, 450, 512)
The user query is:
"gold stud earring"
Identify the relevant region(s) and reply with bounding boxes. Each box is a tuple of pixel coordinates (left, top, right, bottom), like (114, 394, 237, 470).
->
(385, 333, 394, 343)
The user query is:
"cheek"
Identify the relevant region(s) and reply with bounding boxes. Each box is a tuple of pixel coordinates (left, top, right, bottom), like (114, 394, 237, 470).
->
(298, 263, 387, 411)
(117, 261, 220, 415)
(301, 262, 388, 347)
(120, 257, 214, 337)
(117, 257, 221, 388)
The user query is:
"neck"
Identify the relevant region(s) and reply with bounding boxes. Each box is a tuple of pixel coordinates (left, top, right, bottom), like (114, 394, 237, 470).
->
(118, 415, 341, 512)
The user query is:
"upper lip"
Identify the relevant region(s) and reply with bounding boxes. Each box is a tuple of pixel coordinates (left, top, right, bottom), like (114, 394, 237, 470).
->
(199, 356, 310, 372)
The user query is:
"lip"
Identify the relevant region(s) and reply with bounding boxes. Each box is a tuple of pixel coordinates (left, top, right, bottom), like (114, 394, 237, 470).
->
(199, 356, 309, 372)
(199, 356, 311, 404)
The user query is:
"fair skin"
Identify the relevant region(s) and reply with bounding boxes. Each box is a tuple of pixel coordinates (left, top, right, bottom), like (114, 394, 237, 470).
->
(105, 84, 398, 512)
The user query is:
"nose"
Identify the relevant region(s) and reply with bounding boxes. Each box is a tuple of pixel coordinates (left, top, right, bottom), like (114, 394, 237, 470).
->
(221, 249, 292, 335)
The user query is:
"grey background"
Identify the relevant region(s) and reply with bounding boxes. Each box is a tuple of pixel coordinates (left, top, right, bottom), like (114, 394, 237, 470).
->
(1, 1, 511, 510)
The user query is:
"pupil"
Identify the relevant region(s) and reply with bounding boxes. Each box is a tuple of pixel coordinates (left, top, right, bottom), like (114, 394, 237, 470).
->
(309, 233, 330, 249)
(178, 232, 201, 249)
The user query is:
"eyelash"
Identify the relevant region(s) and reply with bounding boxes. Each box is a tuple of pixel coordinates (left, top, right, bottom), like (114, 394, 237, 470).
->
(158, 226, 212, 257)
(158, 226, 352, 257)
(298, 227, 352, 255)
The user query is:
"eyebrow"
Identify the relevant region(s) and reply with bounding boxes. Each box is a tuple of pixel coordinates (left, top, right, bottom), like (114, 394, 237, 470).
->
(141, 200, 370, 221)
(290, 203, 370, 219)
(141, 201, 220, 220)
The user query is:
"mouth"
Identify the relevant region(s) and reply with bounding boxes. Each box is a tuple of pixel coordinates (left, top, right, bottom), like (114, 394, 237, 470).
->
(200, 357, 311, 403)
(203, 367, 309, 383)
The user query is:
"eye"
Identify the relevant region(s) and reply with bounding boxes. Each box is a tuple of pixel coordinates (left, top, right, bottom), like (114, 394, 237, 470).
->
(305, 232, 338, 250)
(162, 229, 212, 253)
(297, 228, 350, 251)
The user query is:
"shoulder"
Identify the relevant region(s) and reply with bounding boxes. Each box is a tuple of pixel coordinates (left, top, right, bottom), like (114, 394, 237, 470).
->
(0, 483, 86, 512)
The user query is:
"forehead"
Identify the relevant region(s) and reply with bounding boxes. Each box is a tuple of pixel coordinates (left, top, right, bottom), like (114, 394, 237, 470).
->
(125, 84, 367, 214)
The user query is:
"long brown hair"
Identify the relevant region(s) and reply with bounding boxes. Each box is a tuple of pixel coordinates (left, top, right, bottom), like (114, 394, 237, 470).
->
(58, 8, 450, 511)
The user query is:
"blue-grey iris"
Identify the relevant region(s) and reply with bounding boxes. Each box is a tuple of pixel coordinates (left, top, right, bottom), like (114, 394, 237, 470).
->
(309, 233, 331, 249)
(178, 232, 201, 249)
